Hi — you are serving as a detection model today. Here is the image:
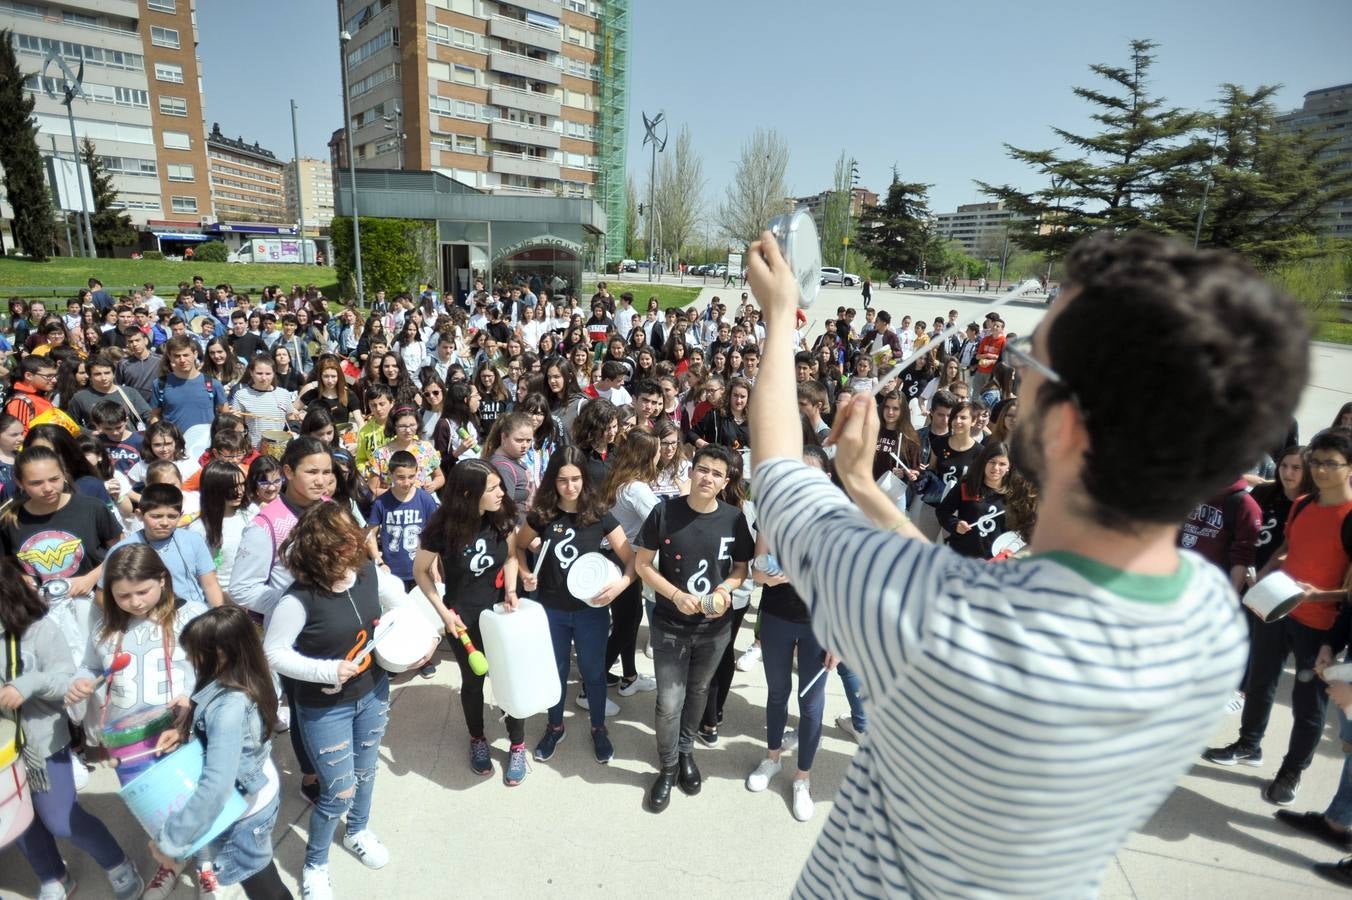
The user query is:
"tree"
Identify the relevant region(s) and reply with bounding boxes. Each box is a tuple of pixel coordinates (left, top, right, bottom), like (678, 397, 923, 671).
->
(1153, 84, 1352, 267)
(853, 167, 937, 276)
(977, 39, 1208, 256)
(80, 137, 135, 255)
(0, 28, 55, 259)
(819, 151, 857, 273)
(717, 128, 789, 248)
(653, 125, 705, 264)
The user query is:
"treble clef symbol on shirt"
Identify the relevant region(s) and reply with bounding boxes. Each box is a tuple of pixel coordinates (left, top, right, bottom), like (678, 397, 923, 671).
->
(973, 506, 1003, 537)
(554, 528, 578, 570)
(468, 539, 491, 577)
(686, 559, 712, 596)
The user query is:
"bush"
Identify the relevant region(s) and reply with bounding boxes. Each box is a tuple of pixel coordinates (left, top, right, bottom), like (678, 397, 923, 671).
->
(192, 241, 229, 262)
(330, 216, 436, 301)
(141, 250, 163, 260)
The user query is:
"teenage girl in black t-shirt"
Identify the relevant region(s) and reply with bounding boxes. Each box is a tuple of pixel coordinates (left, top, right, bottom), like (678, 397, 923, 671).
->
(938, 441, 1011, 559)
(414, 459, 526, 782)
(516, 447, 633, 766)
(1248, 446, 1306, 575)
(930, 400, 981, 503)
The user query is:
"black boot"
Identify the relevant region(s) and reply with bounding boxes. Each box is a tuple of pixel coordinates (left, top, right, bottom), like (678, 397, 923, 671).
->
(647, 766, 678, 813)
(678, 752, 702, 796)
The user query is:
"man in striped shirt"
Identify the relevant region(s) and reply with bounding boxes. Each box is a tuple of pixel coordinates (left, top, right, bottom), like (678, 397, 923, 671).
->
(744, 231, 1308, 898)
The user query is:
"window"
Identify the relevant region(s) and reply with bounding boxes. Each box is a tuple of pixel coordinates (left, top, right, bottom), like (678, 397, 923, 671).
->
(346, 28, 397, 68)
(116, 87, 149, 108)
(158, 96, 188, 117)
(428, 23, 450, 46)
(349, 64, 398, 98)
(150, 26, 180, 49)
(565, 26, 584, 45)
(63, 11, 97, 26)
(565, 0, 587, 12)
(100, 156, 158, 177)
(454, 134, 476, 153)
(167, 164, 194, 182)
(453, 64, 476, 86)
(148, 0, 177, 11)
(154, 63, 184, 83)
(452, 28, 476, 50)
(170, 196, 198, 213)
(13, 33, 144, 71)
(162, 130, 191, 150)
(430, 96, 481, 121)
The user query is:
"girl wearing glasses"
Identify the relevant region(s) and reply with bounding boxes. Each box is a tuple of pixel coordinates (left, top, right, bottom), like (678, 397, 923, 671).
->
(367, 405, 443, 496)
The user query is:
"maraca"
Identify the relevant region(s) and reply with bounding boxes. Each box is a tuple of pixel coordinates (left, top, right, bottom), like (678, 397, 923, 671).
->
(456, 627, 489, 676)
(92, 651, 133, 689)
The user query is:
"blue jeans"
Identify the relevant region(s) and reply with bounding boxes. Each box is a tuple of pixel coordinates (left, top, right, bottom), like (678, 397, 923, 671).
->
(295, 677, 390, 868)
(208, 791, 281, 886)
(1325, 706, 1352, 827)
(546, 605, 611, 730)
(16, 749, 128, 883)
(837, 662, 867, 732)
(761, 613, 826, 771)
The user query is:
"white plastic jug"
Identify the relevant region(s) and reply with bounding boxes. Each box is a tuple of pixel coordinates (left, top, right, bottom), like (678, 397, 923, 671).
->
(477, 598, 561, 720)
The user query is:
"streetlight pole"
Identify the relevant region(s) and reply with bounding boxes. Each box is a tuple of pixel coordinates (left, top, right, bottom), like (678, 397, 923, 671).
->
(382, 102, 404, 170)
(290, 99, 309, 265)
(840, 159, 858, 279)
(338, 30, 365, 305)
(1193, 128, 1222, 249)
(1044, 173, 1066, 290)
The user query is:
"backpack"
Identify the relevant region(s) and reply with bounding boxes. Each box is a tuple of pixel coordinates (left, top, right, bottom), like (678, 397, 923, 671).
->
(1288, 495, 1352, 560)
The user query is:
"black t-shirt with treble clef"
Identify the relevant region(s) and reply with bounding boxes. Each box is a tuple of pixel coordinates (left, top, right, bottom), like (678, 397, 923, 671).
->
(638, 496, 753, 634)
(532, 510, 619, 613)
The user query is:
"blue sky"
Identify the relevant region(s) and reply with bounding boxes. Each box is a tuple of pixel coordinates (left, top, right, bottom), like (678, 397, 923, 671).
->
(197, 0, 1349, 216)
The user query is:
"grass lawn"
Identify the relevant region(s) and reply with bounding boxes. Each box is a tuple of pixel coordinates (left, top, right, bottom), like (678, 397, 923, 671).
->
(0, 257, 339, 299)
(1313, 316, 1352, 344)
(583, 280, 703, 310)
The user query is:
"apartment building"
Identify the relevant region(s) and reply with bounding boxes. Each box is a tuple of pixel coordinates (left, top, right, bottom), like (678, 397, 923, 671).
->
(334, 0, 629, 261)
(790, 186, 879, 227)
(206, 123, 286, 223)
(1277, 83, 1352, 239)
(1, 0, 213, 240)
(284, 157, 336, 230)
(934, 201, 1025, 255)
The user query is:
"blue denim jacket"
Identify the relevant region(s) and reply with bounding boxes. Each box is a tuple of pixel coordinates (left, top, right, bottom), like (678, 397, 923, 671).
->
(156, 681, 272, 860)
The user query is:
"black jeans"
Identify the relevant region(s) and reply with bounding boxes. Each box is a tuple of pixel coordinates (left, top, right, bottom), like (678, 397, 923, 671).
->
(604, 579, 644, 679)
(453, 613, 525, 745)
(703, 604, 750, 730)
(1238, 614, 1332, 772)
(280, 675, 314, 777)
(652, 619, 730, 767)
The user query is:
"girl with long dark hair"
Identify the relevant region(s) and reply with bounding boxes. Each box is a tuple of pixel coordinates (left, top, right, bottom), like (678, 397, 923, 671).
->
(937, 441, 1011, 559)
(190, 460, 252, 598)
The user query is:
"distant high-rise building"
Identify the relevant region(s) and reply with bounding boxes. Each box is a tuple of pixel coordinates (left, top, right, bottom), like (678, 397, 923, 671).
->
(789, 186, 878, 228)
(0, 0, 213, 246)
(284, 158, 336, 231)
(206, 123, 286, 223)
(335, 0, 630, 260)
(935, 201, 1025, 254)
(1277, 83, 1352, 239)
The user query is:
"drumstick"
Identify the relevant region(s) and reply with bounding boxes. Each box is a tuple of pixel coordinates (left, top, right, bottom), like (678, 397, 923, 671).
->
(91, 651, 132, 689)
(799, 665, 828, 698)
(889, 450, 911, 474)
(869, 279, 1042, 398)
(532, 540, 551, 579)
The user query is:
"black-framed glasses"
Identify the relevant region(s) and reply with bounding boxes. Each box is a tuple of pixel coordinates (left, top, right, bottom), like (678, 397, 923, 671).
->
(1003, 335, 1062, 385)
(1308, 458, 1350, 473)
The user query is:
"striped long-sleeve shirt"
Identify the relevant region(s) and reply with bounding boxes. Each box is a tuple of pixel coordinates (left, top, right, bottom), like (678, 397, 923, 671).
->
(751, 459, 1248, 899)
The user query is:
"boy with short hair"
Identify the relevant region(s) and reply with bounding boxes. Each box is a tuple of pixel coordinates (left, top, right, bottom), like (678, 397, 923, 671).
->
(356, 383, 395, 471)
(104, 483, 224, 608)
(797, 382, 831, 444)
(91, 400, 144, 475)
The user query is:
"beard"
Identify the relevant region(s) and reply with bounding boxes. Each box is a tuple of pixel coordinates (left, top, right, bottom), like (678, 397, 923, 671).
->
(1009, 405, 1046, 491)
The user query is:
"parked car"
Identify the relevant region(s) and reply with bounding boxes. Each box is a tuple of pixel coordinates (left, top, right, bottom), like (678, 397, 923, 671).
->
(691, 264, 708, 275)
(620, 259, 638, 272)
(888, 272, 931, 289)
(820, 266, 859, 287)
(712, 264, 728, 277)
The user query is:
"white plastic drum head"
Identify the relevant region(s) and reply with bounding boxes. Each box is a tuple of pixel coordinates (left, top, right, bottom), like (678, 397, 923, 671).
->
(991, 532, 1027, 557)
(1243, 570, 1304, 623)
(768, 208, 821, 308)
(567, 552, 620, 607)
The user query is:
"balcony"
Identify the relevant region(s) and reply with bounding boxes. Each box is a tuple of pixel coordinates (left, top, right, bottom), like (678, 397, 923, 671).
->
(490, 85, 561, 117)
(491, 151, 560, 180)
(497, 0, 562, 16)
(490, 119, 561, 150)
(488, 50, 561, 85)
(489, 16, 561, 53)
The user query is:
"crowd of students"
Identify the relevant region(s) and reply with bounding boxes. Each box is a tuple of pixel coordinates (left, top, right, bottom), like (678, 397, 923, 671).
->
(0, 264, 1348, 899)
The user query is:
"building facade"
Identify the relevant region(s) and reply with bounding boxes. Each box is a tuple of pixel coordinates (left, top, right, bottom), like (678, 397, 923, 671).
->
(790, 186, 878, 224)
(935, 201, 1024, 255)
(334, 0, 629, 262)
(1, 0, 212, 243)
(284, 157, 336, 230)
(206, 123, 287, 223)
(1277, 83, 1352, 240)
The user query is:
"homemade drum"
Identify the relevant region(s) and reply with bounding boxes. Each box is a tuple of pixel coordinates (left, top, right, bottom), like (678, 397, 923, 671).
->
(1243, 570, 1305, 623)
(119, 740, 247, 856)
(370, 606, 439, 674)
(566, 553, 621, 608)
(479, 599, 560, 719)
(0, 718, 35, 851)
(259, 430, 292, 461)
(103, 707, 175, 771)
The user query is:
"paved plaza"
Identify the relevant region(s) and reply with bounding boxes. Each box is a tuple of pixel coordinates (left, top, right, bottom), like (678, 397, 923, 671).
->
(1, 285, 1349, 899)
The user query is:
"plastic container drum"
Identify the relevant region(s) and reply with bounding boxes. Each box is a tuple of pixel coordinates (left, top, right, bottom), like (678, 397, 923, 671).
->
(876, 470, 908, 508)
(259, 430, 292, 461)
(118, 740, 247, 856)
(371, 606, 439, 674)
(103, 707, 176, 769)
(1243, 570, 1305, 623)
(478, 598, 561, 720)
(567, 552, 621, 608)
(0, 718, 35, 851)
(1322, 662, 1352, 683)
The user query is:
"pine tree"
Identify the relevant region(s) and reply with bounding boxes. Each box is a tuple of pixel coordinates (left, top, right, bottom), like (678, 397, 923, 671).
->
(81, 137, 136, 255)
(0, 28, 55, 260)
(1153, 84, 1352, 267)
(853, 167, 938, 276)
(977, 39, 1207, 256)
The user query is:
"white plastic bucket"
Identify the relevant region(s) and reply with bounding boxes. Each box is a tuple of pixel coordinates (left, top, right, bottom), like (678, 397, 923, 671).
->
(371, 606, 439, 674)
(876, 470, 908, 508)
(0, 718, 34, 851)
(478, 598, 561, 720)
(1243, 571, 1305, 623)
(567, 553, 621, 607)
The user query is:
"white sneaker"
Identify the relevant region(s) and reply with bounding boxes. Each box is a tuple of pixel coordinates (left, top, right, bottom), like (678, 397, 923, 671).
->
(644, 642, 654, 659)
(575, 693, 620, 717)
(106, 860, 143, 900)
(343, 828, 390, 869)
(36, 875, 76, 900)
(142, 864, 182, 900)
(301, 865, 333, 900)
(735, 643, 762, 672)
(1224, 690, 1245, 714)
(780, 728, 799, 754)
(71, 759, 88, 791)
(745, 757, 782, 792)
(837, 714, 864, 743)
(792, 778, 815, 821)
(618, 674, 656, 697)
(275, 705, 291, 733)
